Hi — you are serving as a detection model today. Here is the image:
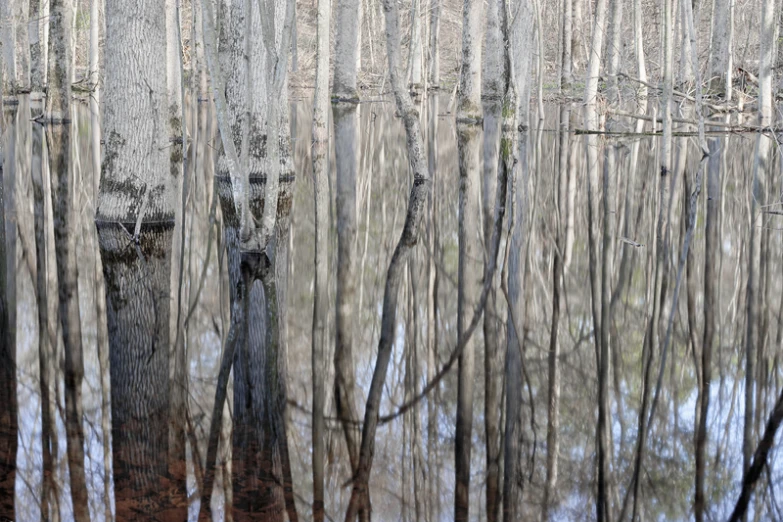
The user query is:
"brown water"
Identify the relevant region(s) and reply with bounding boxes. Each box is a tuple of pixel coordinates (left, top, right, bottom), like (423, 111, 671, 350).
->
(1, 93, 782, 521)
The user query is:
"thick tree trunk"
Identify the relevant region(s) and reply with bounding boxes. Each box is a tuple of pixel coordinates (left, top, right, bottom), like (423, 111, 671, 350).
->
(710, 0, 732, 95)
(97, 0, 175, 518)
(333, 0, 361, 100)
(311, 0, 329, 515)
(46, 0, 73, 121)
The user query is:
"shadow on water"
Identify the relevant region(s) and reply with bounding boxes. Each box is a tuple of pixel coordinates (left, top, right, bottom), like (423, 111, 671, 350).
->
(0, 93, 782, 521)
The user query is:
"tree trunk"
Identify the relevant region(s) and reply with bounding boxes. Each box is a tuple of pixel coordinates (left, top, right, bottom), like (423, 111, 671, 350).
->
(560, 0, 573, 88)
(97, 0, 175, 518)
(482, 1, 502, 520)
(30, 0, 44, 95)
(428, 0, 440, 88)
(406, 0, 423, 91)
(333, 0, 361, 101)
(582, 0, 609, 515)
(742, 0, 774, 495)
(342, 0, 431, 515)
(710, 0, 732, 95)
(504, 0, 532, 518)
(333, 101, 369, 521)
(311, 0, 329, 514)
(425, 92, 440, 522)
(46, 0, 73, 121)
(0, 106, 18, 521)
(49, 122, 91, 522)
(454, 1, 483, 519)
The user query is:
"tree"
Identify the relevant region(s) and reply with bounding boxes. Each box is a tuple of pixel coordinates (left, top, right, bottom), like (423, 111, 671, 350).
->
(334, 0, 362, 101)
(454, 1, 483, 518)
(342, 0, 431, 514)
(503, 0, 533, 519)
(0, 103, 17, 522)
(96, 0, 176, 517)
(311, 0, 330, 516)
(46, 0, 73, 121)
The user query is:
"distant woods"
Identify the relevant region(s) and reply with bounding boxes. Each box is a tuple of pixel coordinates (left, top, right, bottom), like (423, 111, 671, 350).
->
(1, 0, 783, 521)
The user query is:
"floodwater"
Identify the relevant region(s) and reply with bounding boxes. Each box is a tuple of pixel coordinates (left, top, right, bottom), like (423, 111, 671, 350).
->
(1, 92, 782, 521)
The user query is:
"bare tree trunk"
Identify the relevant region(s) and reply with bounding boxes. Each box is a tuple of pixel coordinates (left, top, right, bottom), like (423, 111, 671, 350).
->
(29, 0, 44, 95)
(543, 104, 569, 521)
(406, 0, 422, 91)
(454, 1, 483, 519)
(46, 0, 73, 121)
(48, 121, 91, 522)
(97, 0, 175, 518)
(482, 0, 502, 519)
(333, 0, 361, 101)
(0, 0, 16, 95)
(560, 0, 573, 88)
(504, 0, 532, 518)
(710, 0, 732, 95)
(742, 0, 774, 496)
(342, 0, 431, 515)
(311, 0, 330, 515)
(582, 0, 609, 515)
(427, 0, 440, 88)
(13, 0, 28, 88)
(0, 104, 15, 522)
(425, 93, 440, 522)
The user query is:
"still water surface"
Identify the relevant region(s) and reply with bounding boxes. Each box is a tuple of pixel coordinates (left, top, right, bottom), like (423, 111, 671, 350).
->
(1, 93, 782, 521)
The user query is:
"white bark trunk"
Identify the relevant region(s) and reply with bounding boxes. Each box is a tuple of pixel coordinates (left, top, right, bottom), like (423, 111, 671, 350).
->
(334, 0, 361, 100)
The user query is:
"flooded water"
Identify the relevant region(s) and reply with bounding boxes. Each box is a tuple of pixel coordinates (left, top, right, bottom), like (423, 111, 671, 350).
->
(1, 93, 782, 521)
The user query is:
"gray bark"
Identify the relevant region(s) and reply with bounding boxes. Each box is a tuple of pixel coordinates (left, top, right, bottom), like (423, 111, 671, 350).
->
(97, 0, 175, 518)
(560, 0, 573, 88)
(342, 0, 431, 515)
(428, 0, 440, 87)
(482, 1, 502, 520)
(311, 0, 329, 515)
(582, 0, 609, 516)
(46, 0, 73, 121)
(454, 1, 483, 518)
(49, 123, 91, 522)
(0, 104, 14, 521)
(406, 0, 422, 90)
(30, 0, 44, 94)
(333, 0, 361, 100)
(710, 0, 732, 95)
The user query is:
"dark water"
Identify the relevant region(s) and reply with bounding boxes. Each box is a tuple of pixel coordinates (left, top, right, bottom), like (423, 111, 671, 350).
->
(1, 93, 782, 521)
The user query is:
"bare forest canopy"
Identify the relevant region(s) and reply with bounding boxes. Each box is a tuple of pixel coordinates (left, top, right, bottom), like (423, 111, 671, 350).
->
(1, 0, 783, 521)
